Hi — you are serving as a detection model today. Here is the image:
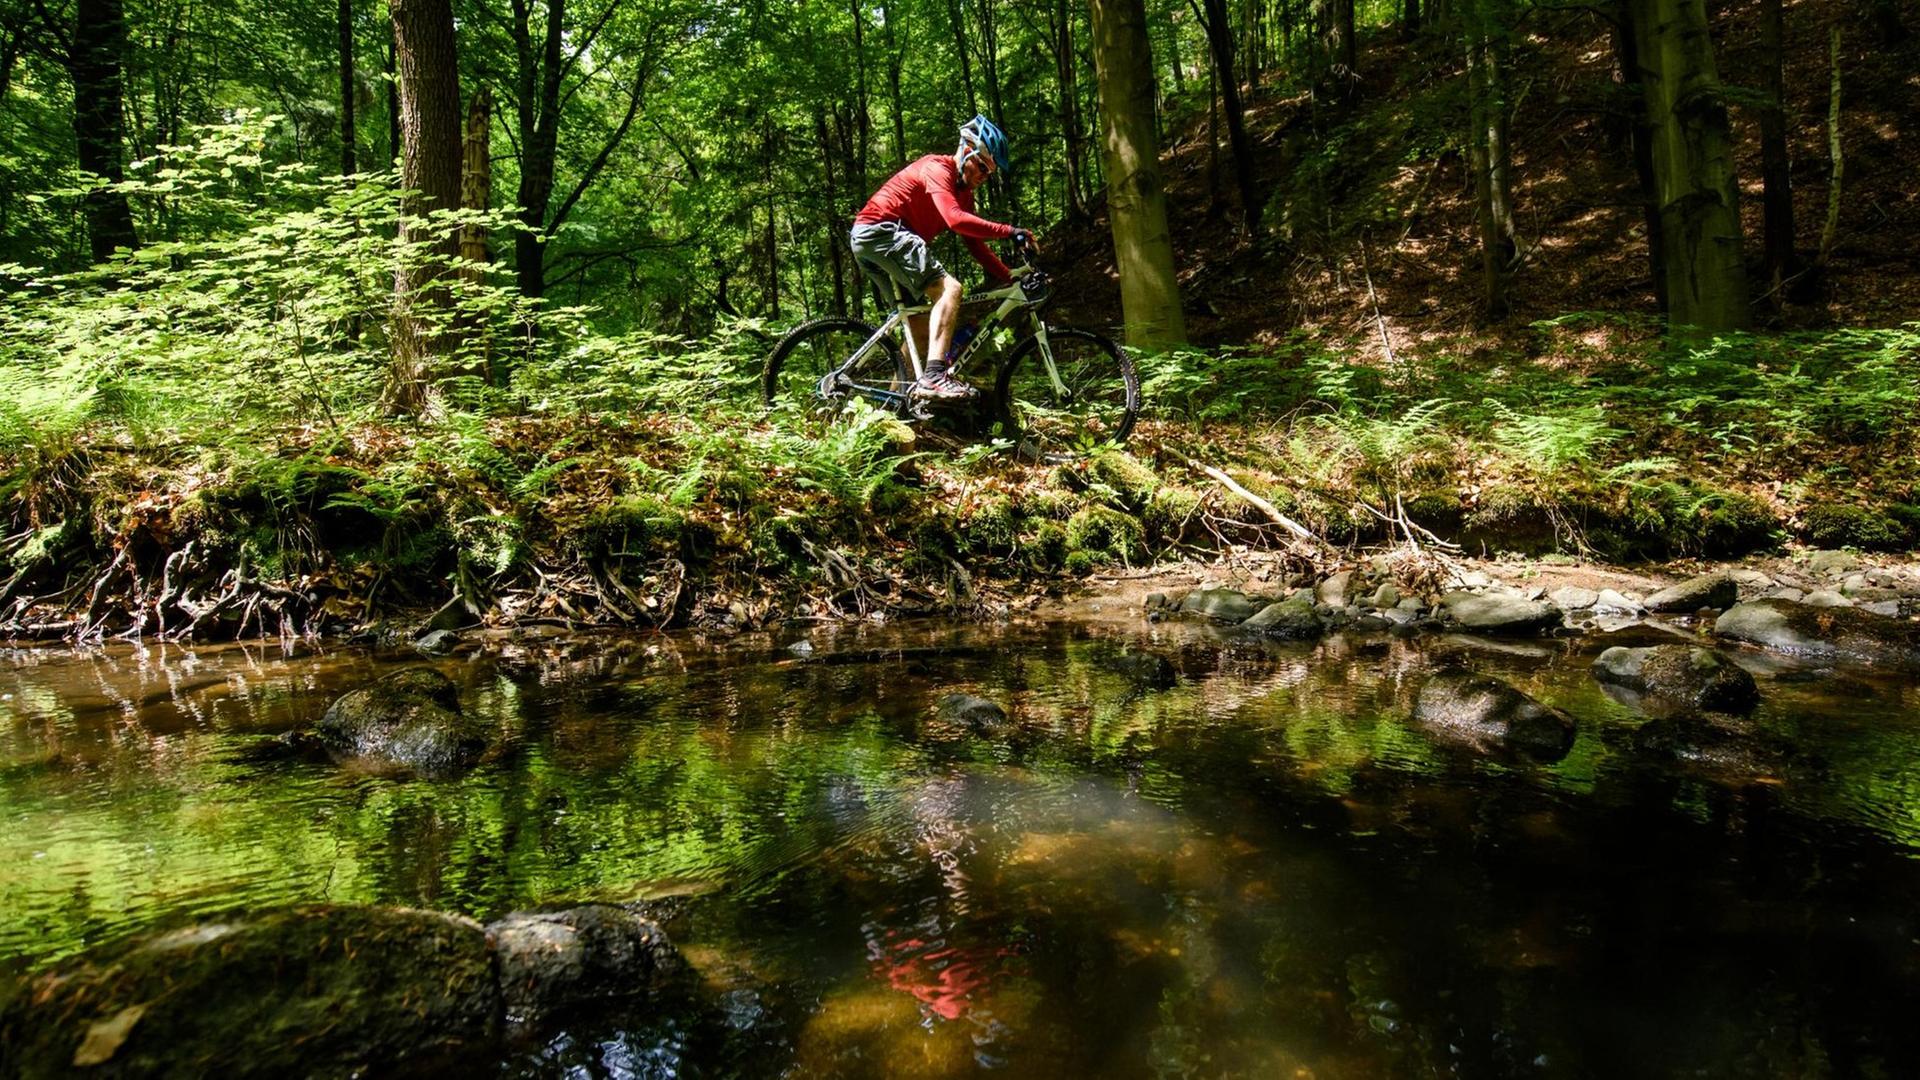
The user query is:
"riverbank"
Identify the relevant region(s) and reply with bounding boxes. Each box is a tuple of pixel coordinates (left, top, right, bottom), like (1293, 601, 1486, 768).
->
(4, 318, 1917, 644)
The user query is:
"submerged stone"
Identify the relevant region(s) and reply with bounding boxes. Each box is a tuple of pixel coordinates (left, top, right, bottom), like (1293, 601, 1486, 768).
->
(1412, 671, 1576, 760)
(1591, 645, 1759, 714)
(1714, 599, 1920, 670)
(937, 693, 1009, 731)
(316, 667, 488, 775)
(1105, 651, 1178, 689)
(1178, 587, 1260, 624)
(489, 905, 685, 1019)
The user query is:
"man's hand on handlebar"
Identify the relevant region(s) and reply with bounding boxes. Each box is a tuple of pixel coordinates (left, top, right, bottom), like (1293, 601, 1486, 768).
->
(1011, 228, 1042, 255)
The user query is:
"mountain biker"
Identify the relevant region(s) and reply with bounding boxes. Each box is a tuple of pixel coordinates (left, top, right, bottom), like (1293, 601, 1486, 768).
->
(848, 114, 1041, 401)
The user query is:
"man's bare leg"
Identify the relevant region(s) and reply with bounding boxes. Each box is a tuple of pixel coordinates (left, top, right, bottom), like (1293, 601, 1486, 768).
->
(923, 275, 963, 371)
(905, 312, 930, 376)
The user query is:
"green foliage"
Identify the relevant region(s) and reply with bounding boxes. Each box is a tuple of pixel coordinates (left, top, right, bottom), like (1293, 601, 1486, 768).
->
(1143, 487, 1203, 541)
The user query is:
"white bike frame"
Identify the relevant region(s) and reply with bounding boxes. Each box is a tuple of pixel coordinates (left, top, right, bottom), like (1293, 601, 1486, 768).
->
(828, 265, 1068, 401)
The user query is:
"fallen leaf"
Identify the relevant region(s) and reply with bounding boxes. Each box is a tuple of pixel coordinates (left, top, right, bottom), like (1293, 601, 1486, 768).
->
(72, 1003, 147, 1067)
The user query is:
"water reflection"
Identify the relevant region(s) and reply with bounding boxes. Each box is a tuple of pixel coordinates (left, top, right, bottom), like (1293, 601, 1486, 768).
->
(3, 619, 1920, 1076)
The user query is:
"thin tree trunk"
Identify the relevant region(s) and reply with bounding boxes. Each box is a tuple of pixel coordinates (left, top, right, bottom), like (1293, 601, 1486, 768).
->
(1611, 0, 1667, 312)
(460, 87, 491, 275)
(1052, 0, 1089, 219)
(73, 0, 140, 260)
(1817, 26, 1842, 267)
(386, 36, 400, 166)
(1628, 0, 1749, 332)
(817, 110, 847, 318)
(947, 0, 978, 115)
(1758, 0, 1793, 308)
(1089, 0, 1187, 348)
(849, 0, 871, 194)
(763, 116, 780, 318)
(1466, 0, 1515, 319)
(389, 0, 465, 408)
(1403, 0, 1420, 38)
(1198, 0, 1261, 234)
(339, 0, 356, 175)
(512, 0, 564, 301)
(882, 0, 907, 169)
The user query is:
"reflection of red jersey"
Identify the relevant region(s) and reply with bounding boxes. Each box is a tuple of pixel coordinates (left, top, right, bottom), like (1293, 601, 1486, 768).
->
(855, 154, 1014, 283)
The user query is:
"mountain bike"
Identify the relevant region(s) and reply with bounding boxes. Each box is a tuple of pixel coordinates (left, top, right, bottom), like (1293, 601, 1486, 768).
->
(761, 243, 1139, 456)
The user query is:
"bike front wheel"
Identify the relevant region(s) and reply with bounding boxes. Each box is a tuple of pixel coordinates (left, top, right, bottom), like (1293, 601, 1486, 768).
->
(763, 317, 911, 417)
(994, 327, 1138, 455)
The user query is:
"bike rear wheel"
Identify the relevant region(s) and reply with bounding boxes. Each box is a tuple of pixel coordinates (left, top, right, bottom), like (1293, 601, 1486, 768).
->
(762, 317, 911, 417)
(994, 327, 1138, 455)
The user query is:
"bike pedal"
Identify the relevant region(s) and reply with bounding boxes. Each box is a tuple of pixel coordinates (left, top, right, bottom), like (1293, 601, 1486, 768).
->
(907, 400, 935, 420)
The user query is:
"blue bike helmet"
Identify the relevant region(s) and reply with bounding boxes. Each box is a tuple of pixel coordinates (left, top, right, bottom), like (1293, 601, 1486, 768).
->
(959, 114, 1009, 175)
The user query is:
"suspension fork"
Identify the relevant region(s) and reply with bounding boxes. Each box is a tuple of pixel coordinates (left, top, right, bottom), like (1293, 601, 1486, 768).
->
(1030, 317, 1069, 397)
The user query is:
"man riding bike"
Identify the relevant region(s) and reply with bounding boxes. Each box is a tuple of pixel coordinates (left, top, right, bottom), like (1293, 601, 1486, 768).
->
(848, 114, 1040, 401)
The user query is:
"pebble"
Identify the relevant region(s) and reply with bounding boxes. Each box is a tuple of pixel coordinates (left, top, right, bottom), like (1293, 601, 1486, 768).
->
(1550, 586, 1598, 610)
(1594, 588, 1643, 612)
(1802, 589, 1853, 608)
(1862, 600, 1901, 617)
(1763, 586, 1806, 602)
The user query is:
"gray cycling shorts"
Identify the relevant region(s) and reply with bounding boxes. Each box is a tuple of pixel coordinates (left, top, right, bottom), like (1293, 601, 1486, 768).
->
(849, 221, 948, 305)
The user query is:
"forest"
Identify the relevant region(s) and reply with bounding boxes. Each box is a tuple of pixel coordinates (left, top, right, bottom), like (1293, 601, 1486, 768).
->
(8, 2, 1920, 1075)
(0, 0, 1916, 634)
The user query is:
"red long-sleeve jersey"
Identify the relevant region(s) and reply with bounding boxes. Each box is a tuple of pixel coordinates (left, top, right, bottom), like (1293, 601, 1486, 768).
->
(854, 154, 1014, 284)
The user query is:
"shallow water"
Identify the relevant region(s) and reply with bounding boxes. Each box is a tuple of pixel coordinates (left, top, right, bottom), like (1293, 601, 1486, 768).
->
(4, 615, 1920, 1077)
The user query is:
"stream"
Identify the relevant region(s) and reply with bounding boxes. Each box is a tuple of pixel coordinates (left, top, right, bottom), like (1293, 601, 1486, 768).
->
(4, 613, 1919, 1077)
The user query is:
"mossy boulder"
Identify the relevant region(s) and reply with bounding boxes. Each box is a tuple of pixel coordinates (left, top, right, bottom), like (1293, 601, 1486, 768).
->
(1591, 645, 1759, 714)
(1242, 595, 1324, 640)
(1088, 451, 1161, 510)
(1023, 522, 1069, 570)
(1802, 503, 1912, 552)
(1714, 599, 1920, 670)
(1412, 671, 1576, 761)
(1065, 505, 1145, 563)
(1142, 486, 1203, 542)
(1691, 493, 1780, 556)
(960, 497, 1019, 553)
(575, 495, 687, 560)
(316, 668, 488, 775)
(0, 904, 681, 1079)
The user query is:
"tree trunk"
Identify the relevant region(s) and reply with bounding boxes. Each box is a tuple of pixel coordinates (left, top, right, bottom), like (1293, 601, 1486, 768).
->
(1199, 0, 1261, 234)
(1403, 0, 1420, 39)
(817, 110, 848, 318)
(1088, 0, 1186, 348)
(1052, 0, 1089, 219)
(339, 0, 357, 175)
(1466, 0, 1515, 319)
(72, 0, 140, 260)
(389, 0, 465, 408)
(1610, 0, 1667, 312)
(460, 87, 492, 276)
(1627, 0, 1750, 332)
(947, 0, 978, 115)
(512, 0, 563, 302)
(1758, 0, 1793, 307)
(386, 36, 400, 167)
(882, 0, 907, 169)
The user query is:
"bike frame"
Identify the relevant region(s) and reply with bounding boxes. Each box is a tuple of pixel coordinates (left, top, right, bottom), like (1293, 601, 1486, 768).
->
(821, 266, 1071, 411)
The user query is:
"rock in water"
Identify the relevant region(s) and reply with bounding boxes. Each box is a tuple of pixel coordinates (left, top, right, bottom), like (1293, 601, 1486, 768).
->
(1643, 572, 1738, 613)
(488, 905, 685, 1019)
(1242, 595, 1325, 640)
(937, 693, 1010, 732)
(0, 906, 500, 1078)
(0, 904, 685, 1079)
(1177, 587, 1259, 624)
(316, 667, 487, 775)
(1438, 592, 1563, 635)
(1105, 651, 1178, 689)
(1412, 671, 1576, 760)
(1714, 599, 1920, 670)
(1591, 645, 1759, 714)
